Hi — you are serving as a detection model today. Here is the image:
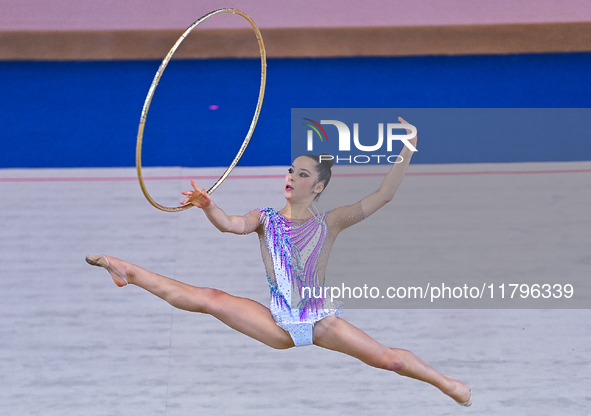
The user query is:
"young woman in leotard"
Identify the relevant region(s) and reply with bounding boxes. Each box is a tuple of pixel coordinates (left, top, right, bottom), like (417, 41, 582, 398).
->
(86, 117, 472, 406)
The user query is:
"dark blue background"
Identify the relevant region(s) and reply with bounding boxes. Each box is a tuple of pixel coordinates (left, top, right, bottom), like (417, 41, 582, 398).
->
(1, 53, 590, 168)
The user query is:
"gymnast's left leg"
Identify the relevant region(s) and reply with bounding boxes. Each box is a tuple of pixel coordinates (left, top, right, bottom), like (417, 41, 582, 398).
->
(312, 315, 472, 406)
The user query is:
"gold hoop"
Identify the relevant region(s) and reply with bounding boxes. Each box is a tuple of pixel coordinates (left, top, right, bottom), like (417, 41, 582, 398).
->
(136, 8, 266, 212)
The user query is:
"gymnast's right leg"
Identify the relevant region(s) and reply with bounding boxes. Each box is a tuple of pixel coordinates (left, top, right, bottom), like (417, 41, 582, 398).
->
(85, 255, 294, 350)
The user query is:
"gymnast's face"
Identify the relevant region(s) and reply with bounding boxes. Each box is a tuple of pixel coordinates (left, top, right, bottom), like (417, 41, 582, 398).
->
(284, 156, 324, 203)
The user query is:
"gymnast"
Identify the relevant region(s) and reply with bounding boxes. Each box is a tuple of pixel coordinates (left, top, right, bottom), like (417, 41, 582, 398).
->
(86, 117, 472, 406)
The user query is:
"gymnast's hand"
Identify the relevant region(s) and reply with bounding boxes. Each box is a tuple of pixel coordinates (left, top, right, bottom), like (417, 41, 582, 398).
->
(398, 116, 418, 152)
(181, 180, 212, 208)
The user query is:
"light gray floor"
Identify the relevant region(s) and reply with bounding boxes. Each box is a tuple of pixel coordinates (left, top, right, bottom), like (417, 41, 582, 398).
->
(0, 162, 590, 415)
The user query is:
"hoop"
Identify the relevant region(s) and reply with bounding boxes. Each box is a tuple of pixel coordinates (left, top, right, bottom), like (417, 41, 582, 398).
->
(136, 8, 267, 212)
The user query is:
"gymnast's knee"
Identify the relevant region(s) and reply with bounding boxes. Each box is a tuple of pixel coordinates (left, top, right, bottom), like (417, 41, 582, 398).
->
(382, 350, 405, 373)
(184, 287, 227, 314)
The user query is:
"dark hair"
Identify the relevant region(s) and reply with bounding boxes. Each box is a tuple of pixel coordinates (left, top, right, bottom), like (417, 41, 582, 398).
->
(301, 154, 333, 200)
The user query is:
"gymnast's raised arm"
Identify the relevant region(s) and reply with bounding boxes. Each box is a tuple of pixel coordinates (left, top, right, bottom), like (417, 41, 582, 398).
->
(329, 117, 417, 234)
(180, 179, 257, 234)
(359, 117, 417, 217)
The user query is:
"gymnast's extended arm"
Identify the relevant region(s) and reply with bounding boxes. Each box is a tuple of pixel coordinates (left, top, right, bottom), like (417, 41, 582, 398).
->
(180, 179, 250, 234)
(358, 117, 417, 218)
(327, 117, 417, 235)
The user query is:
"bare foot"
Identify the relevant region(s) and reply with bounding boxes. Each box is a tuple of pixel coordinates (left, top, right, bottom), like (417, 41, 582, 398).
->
(442, 374, 472, 407)
(85, 255, 129, 287)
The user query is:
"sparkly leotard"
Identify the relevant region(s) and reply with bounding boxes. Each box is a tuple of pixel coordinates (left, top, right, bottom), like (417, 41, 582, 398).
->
(243, 202, 366, 347)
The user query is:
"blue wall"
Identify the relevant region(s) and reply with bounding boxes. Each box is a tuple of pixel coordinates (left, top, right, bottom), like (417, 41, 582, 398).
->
(1, 53, 590, 168)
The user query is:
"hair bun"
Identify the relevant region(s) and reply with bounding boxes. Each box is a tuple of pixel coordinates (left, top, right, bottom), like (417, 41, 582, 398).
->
(319, 153, 334, 169)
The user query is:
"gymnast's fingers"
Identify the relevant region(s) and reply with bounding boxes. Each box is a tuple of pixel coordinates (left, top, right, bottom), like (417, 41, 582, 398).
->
(398, 116, 417, 147)
(398, 116, 414, 134)
(398, 116, 412, 135)
(191, 179, 201, 192)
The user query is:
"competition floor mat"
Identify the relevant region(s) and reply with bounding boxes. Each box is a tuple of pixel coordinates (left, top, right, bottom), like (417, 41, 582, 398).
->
(1, 162, 589, 415)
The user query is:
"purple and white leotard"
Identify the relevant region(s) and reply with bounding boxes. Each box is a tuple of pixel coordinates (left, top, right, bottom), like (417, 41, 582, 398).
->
(242, 202, 366, 347)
